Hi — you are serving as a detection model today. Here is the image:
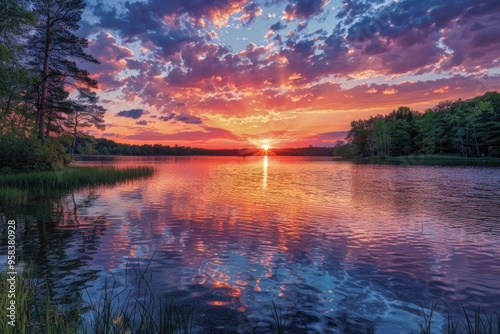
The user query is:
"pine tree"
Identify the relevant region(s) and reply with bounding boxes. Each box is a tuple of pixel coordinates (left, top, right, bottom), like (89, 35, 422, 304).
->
(30, 0, 100, 142)
(64, 91, 106, 158)
(0, 0, 36, 133)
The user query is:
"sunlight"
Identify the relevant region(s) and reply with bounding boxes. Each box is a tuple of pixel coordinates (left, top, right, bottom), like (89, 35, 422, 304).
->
(262, 156, 268, 189)
(262, 144, 270, 151)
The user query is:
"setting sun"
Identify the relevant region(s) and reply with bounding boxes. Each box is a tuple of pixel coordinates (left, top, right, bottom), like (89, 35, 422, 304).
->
(262, 145, 270, 150)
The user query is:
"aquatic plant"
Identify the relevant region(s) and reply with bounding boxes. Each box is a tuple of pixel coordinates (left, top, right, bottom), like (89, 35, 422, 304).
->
(419, 302, 500, 334)
(0, 256, 192, 334)
(272, 300, 288, 334)
(0, 166, 154, 206)
(0, 269, 80, 334)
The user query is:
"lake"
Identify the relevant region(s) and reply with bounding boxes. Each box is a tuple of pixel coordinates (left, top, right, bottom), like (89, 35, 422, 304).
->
(2, 156, 500, 333)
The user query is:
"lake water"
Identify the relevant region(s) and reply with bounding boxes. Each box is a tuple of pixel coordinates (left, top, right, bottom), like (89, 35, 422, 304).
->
(2, 156, 500, 333)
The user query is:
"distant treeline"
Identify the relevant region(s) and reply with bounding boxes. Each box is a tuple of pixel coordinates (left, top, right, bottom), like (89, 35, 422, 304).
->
(335, 91, 500, 158)
(72, 137, 334, 156)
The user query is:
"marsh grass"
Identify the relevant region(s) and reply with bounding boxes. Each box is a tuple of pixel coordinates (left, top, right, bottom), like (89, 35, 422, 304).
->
(0, 166, 154, 205)
(3, 266, 500, 334)
(0, 255, 192, 334)
(84, 256, 193, 334)
(419, 302, 437, 334)
(271, 300, 288, 334)
(419, 303, 500, 334)
(0, 269, 80, 334)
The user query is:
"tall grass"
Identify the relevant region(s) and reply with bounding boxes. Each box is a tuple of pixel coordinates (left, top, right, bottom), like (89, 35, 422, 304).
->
(271, 300, 287, 334)
(0, 269, 80, 334)
(83, 256, 193, 334)
(0, 166, 154, 205)
(0, 260, 192, 334)
(3, 268, 500, 334)
(419, 303, 500, 334)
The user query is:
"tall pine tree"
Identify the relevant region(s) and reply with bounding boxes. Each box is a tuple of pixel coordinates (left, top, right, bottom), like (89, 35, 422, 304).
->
(30, 0, 100, 142)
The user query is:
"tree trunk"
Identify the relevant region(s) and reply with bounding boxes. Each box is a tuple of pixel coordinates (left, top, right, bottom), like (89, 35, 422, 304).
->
(37, 14, 51, 143)
(474, 131, 480, 157)
(71, 127, 77, 159)
(5, 88, 15, 116)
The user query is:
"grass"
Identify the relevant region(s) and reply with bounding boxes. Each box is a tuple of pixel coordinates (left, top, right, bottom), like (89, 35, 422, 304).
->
(419, 303, 500, 334)
(2, 268, 500, 334)
(271, 300, 288, 334)
(0, 166, 154, 205)
(83, 255, 193, 334)
(419, 302, 437, 334)
(0, 258, 192, 334)
(0, 268, 80, 334)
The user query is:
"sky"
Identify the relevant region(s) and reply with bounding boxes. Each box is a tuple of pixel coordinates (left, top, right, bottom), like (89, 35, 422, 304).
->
(77, 0, 500, 148)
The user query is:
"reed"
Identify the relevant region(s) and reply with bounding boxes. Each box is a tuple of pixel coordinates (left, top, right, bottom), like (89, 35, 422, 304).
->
(0, 258, 192, 334)
(419, 303, 500, 334)
(271, 300, 288, 334)
(0, 269, 80, 334)
(0, 166, 154, 206)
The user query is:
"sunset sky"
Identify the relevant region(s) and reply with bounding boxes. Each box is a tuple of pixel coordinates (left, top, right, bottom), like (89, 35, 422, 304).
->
(78, 0, 500, 148)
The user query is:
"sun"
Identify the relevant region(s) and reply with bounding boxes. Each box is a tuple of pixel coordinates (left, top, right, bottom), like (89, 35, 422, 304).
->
(262, 144, 270, 151)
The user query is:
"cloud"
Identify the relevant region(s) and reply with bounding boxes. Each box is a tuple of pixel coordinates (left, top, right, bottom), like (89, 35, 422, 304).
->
(84, 32, 135, 91)
(306, 131, 349, 143)
(136, 120, 149, 125)
(284, 0, 329, 20)
(116, 109, 145, 119)
(383, 88, 398, 95)
(84, 0, 500, 148)
(159, 112, 203, 124)
(269, 21, 287, 31)
(239, 3, 263, 25)
(124, 126, 239, 142)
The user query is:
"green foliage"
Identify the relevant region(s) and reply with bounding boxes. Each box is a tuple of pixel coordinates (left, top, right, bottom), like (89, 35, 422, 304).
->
(0, 257, 193, 334)
(0, 0, 35, 61)
(30, 0, 101, 140)
(0, 133, 67, 172)
(0, 269, 80, 334)
(0, 166, 154, 205)
(346, 92, 500, 157)
(332, 140, 356, 157)
(0, 0, 106, 170)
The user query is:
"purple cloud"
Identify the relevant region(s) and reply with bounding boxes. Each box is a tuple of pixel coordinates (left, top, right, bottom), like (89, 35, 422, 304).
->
(116, 109, 144, 119)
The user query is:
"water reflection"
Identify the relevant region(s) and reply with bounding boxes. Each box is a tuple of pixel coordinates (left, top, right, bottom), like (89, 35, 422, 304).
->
(0, 190, 108, 312)
(2, 156, 500, 333)
(262, 156, 268, 189)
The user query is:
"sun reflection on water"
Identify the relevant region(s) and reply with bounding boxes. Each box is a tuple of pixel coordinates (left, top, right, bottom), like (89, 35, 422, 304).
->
(262, 156, 268, 189)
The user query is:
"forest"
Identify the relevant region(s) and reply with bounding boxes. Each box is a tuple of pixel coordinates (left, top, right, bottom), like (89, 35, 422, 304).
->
(73, 137, 333, 157)
(0, 0, 106, 172)
(335, 91, 500, 158)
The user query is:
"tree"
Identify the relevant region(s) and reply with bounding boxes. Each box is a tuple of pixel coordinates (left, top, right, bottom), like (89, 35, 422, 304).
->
(0, 0, 36, 133)
(0, 0, 34, 61)
(347, 119, 370, 156)
(30, 0, 99, 142)
(64, 91, 106, 158)
(417, 110, 438, 154)
(372, 118, 391, 157)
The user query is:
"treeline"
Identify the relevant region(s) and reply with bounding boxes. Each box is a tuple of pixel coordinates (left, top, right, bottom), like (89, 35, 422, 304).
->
(336, 91, 500, 158)
(0, 0, 106, 173)
(72, 137, 333, 156)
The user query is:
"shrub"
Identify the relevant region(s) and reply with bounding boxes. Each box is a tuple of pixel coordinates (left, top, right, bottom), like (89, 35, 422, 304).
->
(0, 133, 68, 172)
